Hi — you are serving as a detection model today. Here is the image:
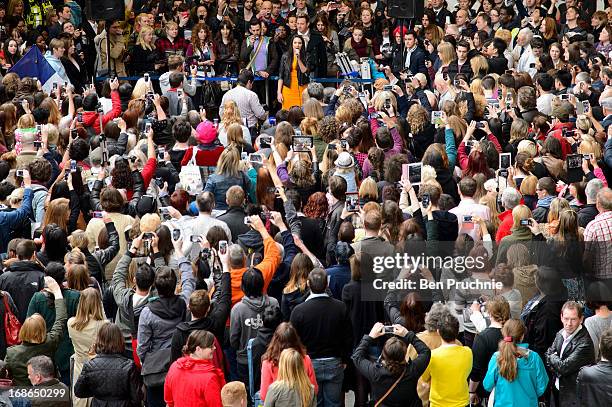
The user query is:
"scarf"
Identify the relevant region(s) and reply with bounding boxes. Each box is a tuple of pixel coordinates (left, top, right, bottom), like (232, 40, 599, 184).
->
(536, 195, 554, 209)
(351, 37, 369, 58)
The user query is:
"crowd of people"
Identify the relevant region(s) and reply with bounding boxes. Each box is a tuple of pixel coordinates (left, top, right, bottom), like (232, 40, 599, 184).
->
(0, 0, 609, 406)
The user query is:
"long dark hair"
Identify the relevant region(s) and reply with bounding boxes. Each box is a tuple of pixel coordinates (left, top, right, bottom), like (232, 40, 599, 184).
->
(262, 322, 306, 366)
(215, 21, 237, 54)
(285, 35, 306, 62)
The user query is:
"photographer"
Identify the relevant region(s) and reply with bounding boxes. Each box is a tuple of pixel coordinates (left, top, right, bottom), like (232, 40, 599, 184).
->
(352, 322, 431, 407)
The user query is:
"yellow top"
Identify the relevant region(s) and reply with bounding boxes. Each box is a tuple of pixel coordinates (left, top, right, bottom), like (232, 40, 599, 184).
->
(421, 344, 473, 407)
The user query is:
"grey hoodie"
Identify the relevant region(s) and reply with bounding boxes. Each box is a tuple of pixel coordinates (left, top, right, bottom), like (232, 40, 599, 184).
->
(158, 71, 197, 96)
(230, 295, 278, 364)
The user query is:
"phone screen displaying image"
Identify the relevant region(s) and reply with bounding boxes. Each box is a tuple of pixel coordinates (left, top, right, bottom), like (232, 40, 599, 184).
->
(408, 163, 422, 185)
(292, 136, 313, 152)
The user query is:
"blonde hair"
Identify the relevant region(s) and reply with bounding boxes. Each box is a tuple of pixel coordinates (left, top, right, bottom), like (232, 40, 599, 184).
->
(509, 119, 529, 144)
(446, 115, 467, 140)
(299, 117, 319, 136)
(221, 100, 243, 129)
(68, 230, 89, 250)
(140, 213, 161, 233)
(69, 287, 105, 331)
(512, 205, 532, 228)
(359, 177, 378, 201)
(422, 165, 437, 183)
(19, 314, 46, 344)
(520, 175, 538, 195)
(517, 140, 537, 157)
(17, 114, 35, 129)
(407, 104, 428, 134)
(226, 123, 245, 146)
(137, 26, 155, 50)
(335, 105, 352, 124)
(470, 78, 485, 96)
(131, 77, 152, 100)
(495, 29, 512, 45)
(437, 42, 457, 65)
(470, 55, 488, 78)
(216, 146, 241, 177)
(374, 91, 398, 113)
(276, 348, 313, 407)
(577, 135, 603, 160)
(65, 247, 86, 266)
(547, 197, 570, 224)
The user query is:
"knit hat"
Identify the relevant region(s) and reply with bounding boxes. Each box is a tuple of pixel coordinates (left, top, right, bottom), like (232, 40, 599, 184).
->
(334, 152, 354, 169)
(196, 121, 217, 144)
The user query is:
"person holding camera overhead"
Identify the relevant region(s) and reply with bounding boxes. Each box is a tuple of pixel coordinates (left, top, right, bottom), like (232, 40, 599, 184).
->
(352, 322, 431, 407)
(278, 35, 309, 110)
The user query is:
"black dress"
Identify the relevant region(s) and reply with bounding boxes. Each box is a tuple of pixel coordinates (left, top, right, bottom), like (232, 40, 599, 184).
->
(130, 44, 160, 75)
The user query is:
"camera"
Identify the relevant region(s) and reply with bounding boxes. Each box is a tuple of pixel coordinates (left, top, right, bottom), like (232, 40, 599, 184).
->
(172, 229, 181, 241)
(383, 326, 394, 334)
(219, 240, 228, 255)
(421, 193, 430, 208)
(190, 235, 201, 243)
(92, 211, 104, 218)
(463, 215, 473, 222)
(142, 232, 154, 240)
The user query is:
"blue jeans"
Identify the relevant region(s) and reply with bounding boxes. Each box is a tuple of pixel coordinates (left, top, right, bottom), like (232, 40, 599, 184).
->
(311, 357, 344, 407)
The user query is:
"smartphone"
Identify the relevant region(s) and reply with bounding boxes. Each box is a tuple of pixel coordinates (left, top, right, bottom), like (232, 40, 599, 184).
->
(144, 122, 152, 134)
(583, 153, 593, 160)
(142, 232, 154, 240)
(499, 153, 511, 170)
(581, 100, 590, 113)
(383, 326, 394, 334)
(249, 153, 264, 163)
(144, 73, 150, 83)
(520, 219, 531, 226)
(172, 228, 181, 241)
(219, 240, 228, 255)
(383, 85, 393, 91)
(157, 147, 165, 160)
(92, 211, 104, 218)
(244, 217, 252, 225)
(453, 79, 461, 87)
(177, 89, 183, 98)
(292, 136, 313, 152)
(431, 111, 444, 126)
(241, 151, 248, 161)
(76, 112, 83, 122)
(260, 136, 273, 149)
(190, 235, 201, 243)
(408, 163, 422, 185)
(476, 121, 486, 129)
(15, 169, 24, 177)
(345, 193, 359, 212)
(560, 94, 571, 100)
(155, 177, 164, 188)
(463, 215, 473, 223)
(421, 193, 430, 208)
(529, 63, 536, 68)
(340, 140, 348, 149)
(70, 160, 78, 173)
(33, 140, 42, 148)
(52, 82, 58, 92)
(328, 143, 337, 150)
(269, 117, 277, 126)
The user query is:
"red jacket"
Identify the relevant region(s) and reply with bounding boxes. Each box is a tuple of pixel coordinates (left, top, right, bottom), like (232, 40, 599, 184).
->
(81, 90, 122, 135)
(181, 145, 225, 167)
(496, 210, 514, 243)
(547, 122, 574, 160)
(164, 356, 226, 407)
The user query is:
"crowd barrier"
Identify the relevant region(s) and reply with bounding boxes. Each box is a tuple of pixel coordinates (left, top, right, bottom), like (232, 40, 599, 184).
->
(94, 74, 377, 84)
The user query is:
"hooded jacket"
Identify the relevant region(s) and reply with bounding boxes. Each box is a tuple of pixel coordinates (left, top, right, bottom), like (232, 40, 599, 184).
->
(0, 259, 46, 323)
(230, 295, 279, 364)
(170, 272, 231, 362)
(484, 344, 548, 406)
(136, 256, 195, 363)
(163, 356, 225, 407)
(513, 265, 539, 307)
(81, 90, 122, 135)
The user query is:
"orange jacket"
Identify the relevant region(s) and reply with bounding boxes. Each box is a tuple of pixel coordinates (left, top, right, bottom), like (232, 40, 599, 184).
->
(230, 236, 282, 308)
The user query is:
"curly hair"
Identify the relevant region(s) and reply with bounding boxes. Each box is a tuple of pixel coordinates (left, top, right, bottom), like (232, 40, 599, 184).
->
(407, 104, 429, 135)
(303, 192, 328, 219)
(289, 158, 316, 188)
(111, 159, 133, 189)
(319, 116, 339, 143)
(382, 337, 407, 376)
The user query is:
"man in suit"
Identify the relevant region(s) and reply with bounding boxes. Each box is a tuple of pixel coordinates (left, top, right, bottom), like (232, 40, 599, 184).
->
(296, 13, 327, 79)
(546, 301, 595, 407)
(290, 268, 352, 407)
(429, 0, 453, 27)
(392, 31, 428, 85)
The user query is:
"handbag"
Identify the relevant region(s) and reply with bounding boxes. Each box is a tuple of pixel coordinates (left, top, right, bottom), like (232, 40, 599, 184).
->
(2, 292, 21, 346)
(372, 370, 405, 407)
(179, 147, 204, 196)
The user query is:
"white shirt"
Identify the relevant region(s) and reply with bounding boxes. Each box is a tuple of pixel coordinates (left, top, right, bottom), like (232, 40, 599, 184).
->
(219, 85, 267, 128)
(516, 45, 537, 78)
(537, 93, 555, 116)
(449, 198, 491, 240)
(555, 325, 583, 389)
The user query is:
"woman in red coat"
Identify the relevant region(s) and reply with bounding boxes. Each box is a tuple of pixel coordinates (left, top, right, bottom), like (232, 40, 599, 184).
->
(164, 330, 226, 407)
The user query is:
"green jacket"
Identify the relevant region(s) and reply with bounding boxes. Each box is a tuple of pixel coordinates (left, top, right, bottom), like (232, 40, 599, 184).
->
(27, 290, 80, 375)
(5, 298, 67, 386)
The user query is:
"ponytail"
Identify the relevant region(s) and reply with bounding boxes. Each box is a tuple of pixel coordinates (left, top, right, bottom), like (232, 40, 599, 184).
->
(497, 319, 526, 382)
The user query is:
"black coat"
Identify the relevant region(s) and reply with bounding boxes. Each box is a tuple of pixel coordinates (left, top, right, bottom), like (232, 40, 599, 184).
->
(352, 333, 431, 407)
(305, 31, 327, 79)
(546, 326, 595, 407)
(523, 294, 565, 360)
(447, 60, 474, 82)
(217, 207, 250, 243)
(577, 360, 612, 406)
(0, 260, 45, 323)
(343, 280, 385, 348)
(487, 56, 507, 75)
(393, 47, 428, 80)
(299, 216, 326, 262)
(74, 353, 142, 407)
(278, 51, 309, 87)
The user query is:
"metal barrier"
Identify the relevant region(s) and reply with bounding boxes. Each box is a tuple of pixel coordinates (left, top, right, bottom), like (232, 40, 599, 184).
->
(94, 74, 377, 83)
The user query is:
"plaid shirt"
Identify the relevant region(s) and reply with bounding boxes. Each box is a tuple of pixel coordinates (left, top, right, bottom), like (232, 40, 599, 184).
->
(583, 211, 612, 279)
(156, 37, 189, 57)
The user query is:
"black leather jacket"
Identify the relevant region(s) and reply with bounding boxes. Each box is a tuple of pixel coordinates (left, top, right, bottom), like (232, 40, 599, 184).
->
(577, 360, 612, 406)
(546, 326, 595, 407)
(90, 170, 145, 217)
(74, 353, 142, 407)
(278, 51, 309, 88)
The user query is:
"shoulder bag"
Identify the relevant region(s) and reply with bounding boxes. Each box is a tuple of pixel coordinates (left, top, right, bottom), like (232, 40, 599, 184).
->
(2, 292, 21, 346)
(373, 370, 405, 407)
(179, 146, 204, 196)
